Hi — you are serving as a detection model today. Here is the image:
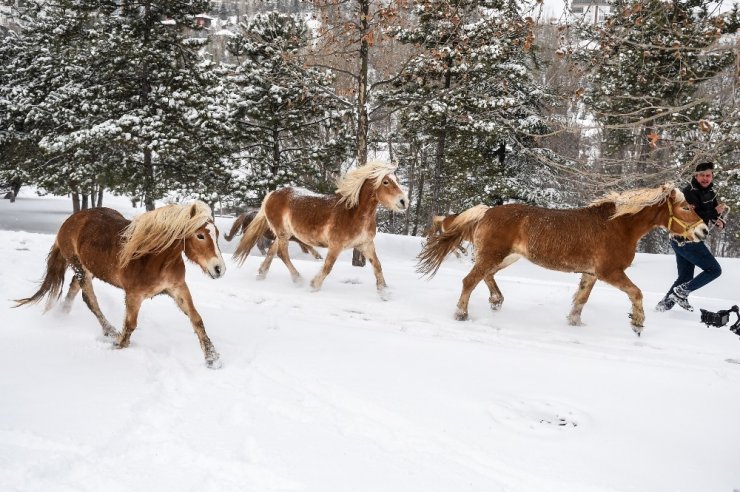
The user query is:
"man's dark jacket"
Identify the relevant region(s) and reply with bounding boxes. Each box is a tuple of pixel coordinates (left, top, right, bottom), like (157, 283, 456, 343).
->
(682, 178, 719, 226)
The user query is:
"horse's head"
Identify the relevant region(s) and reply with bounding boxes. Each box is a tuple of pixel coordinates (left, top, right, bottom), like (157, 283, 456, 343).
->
(184, 219, 226, 279)
(376, 173, 409, 212)
(666, 188, 708, 241)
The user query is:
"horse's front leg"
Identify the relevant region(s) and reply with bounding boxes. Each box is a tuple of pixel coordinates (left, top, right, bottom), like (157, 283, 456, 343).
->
(598, 269, 645, 334)
(310, 247, 340, 291)
(483, 274, 504, 311)
(117, 293, 143, 348)
(357, 241, 389, 299)
(567, 273, 597, 326)
(168, 284, 221, 369)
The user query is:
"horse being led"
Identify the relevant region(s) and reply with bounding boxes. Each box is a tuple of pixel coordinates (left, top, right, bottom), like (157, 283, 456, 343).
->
(423, 214, 468, 258)
(15, 202, 226, 368)
(233, 161, 408, 297)
(224, 209, 322, 259)
(417, 184, 707, 334)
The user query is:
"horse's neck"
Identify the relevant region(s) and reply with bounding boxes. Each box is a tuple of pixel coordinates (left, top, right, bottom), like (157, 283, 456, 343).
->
(613, 202, 665, 244)
(343, 181, 379, 226)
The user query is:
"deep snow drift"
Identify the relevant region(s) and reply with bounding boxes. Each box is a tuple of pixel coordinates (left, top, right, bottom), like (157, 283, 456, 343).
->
(1, 192, 739, 492)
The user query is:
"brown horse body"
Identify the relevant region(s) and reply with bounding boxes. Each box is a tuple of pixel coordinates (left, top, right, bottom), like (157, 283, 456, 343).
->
(224, 210, 322, 259)
(418, 185, 707, 333)
(423, 214, 468, 258)
(15, 202, 226, 368)
(234, 161, 408, 296)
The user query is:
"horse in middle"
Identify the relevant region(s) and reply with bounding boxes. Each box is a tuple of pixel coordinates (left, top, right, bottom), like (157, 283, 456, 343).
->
(224, 209, 323, 259)
(418, 184, 707, 334)
(233, 161, 408, 297)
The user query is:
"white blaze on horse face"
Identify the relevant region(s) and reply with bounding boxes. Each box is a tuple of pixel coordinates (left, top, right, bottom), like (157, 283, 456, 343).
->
(204, 222, 226, 278)
(384, 174, 409, 212)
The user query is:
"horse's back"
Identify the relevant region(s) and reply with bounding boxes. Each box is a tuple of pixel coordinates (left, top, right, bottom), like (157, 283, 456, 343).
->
(57, 208, 128, 276)
(265, 188, 338, 243)
(478, 203, 614, 273)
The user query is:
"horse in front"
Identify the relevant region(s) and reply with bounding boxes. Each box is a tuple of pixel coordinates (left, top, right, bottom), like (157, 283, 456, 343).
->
(15, 201, 226, 368)
(233, 160, 408, 298)
(418, 184, 707, 334)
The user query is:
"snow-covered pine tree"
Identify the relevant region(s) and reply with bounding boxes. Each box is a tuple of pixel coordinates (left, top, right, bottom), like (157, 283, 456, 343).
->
(1, 0, 238, 210)
(384, 0, 554, 217)
(579, 0, 737, 182)
(226, 11, 352, 204)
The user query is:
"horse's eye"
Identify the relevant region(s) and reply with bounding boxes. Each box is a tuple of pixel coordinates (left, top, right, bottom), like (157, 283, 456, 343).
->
(197, 233, 205, 240)
(383, 180, 389, 185)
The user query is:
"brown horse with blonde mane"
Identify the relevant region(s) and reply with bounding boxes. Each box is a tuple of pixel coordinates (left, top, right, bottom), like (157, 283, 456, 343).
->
(418, 184, 707, 334)
(233, 161, 408, 297)
(224, 209, 322, 259)
(15, 202, 226, 368)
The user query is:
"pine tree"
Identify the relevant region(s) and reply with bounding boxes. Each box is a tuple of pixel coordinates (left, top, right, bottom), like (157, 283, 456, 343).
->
(226, 11, 353, 204)
(384, 0, 553, 215)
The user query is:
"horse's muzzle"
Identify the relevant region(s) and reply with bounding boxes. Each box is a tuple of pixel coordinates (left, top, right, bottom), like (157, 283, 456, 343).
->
(207, 259, 226, 279)
(396, 195, 409, 212)
(693, 224, 709, 241)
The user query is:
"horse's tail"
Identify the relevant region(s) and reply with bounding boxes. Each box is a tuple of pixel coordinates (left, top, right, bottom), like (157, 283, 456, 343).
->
(417, 204, 489, 277)
(422, 216, 445, 237)
(233, 202, 271, 265)
(224, 213, 248, 242)
(14, 242, 68, 310)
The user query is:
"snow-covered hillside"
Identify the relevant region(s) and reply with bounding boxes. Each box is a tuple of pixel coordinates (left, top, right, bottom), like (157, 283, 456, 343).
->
(1, 192, 739, 492)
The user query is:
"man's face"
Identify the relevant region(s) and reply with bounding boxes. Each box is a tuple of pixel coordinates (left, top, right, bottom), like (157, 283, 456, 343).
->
(695, 170, 713, 188)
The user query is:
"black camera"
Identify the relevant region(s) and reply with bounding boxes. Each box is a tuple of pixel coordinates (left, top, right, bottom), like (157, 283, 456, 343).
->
(699, 305, 740, 337)
(700, 308, 731, 327)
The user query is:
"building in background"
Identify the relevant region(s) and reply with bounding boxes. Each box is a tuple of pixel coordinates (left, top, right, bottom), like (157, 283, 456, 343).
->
(569, 0, 611, 24)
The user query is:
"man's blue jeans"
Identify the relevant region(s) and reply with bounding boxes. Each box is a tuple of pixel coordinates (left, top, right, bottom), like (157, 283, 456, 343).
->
(666, 238, 722, 296)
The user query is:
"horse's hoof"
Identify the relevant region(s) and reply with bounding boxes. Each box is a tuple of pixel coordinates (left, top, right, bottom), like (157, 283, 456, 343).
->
(455, 311, 468, 321)
(378, 288, 392, 301)
(632, 324, 644, 335)
(489, 302, 502, 312)
(566, 315, 583, 326)
(206, 357, 223, 369)
(292, 275, 303, 286)
(256, 272, 267, 281)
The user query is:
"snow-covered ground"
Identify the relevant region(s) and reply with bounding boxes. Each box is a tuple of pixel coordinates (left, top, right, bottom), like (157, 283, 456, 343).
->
(1, 191, 739, 492)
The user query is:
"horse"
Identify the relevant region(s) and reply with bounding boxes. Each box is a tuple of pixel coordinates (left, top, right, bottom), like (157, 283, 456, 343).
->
(423, 214, 469, 258)
(233, 160, 408, 297)
(417, 184, 708, 334)
(14, 201, 226, 368)
(224, 209, 323, 259)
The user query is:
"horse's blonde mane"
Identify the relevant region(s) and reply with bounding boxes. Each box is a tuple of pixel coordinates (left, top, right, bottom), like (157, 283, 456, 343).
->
(590, 184, 682, 218)
(335, 160, 398, 209)
(118, 201, 213, 267)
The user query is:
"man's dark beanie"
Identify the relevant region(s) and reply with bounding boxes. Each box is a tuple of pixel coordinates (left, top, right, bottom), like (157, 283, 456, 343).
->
(695, 162, 714, 173)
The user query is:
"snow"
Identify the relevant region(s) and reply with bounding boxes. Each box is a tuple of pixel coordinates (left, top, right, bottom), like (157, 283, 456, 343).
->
(1, 192, 740, 492)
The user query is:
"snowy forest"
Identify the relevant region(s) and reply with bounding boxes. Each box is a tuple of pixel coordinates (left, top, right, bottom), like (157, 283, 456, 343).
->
(1, 0, 739, 255)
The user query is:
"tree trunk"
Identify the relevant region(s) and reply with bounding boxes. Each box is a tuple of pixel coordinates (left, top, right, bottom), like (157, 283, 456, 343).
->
(97, 186, 104, 207)
(430, 61, 452, 219)
(404, 143, 418, 235)
(271, 127, 280, 175)
(81, 194, 89, 210)
(412, 149, 427, 236)
(72, 193, 81, 213)
(355, 0, 370, 168)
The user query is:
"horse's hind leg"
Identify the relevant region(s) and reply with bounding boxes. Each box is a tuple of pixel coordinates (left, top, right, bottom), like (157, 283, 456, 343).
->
(257, 240, 279, 279)
(310, 247, 340, 291)
(567, 273, 597, 326)
(483, 274, 504, 311)
(455, 264, 488, 321)
(296, 239, 322, 260)
(78, 269, 119, 338)
(598, 269, 644, 334)
(168, 284, 221, 369)
(275, 237, 302, 283)
(61, 273, 82, 314)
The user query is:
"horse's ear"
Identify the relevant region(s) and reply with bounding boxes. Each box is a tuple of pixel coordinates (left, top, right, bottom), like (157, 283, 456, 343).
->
(190, 203, 197, 218)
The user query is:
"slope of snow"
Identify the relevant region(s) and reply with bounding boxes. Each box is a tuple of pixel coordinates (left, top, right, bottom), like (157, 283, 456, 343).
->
(1, 193, 739, 492)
